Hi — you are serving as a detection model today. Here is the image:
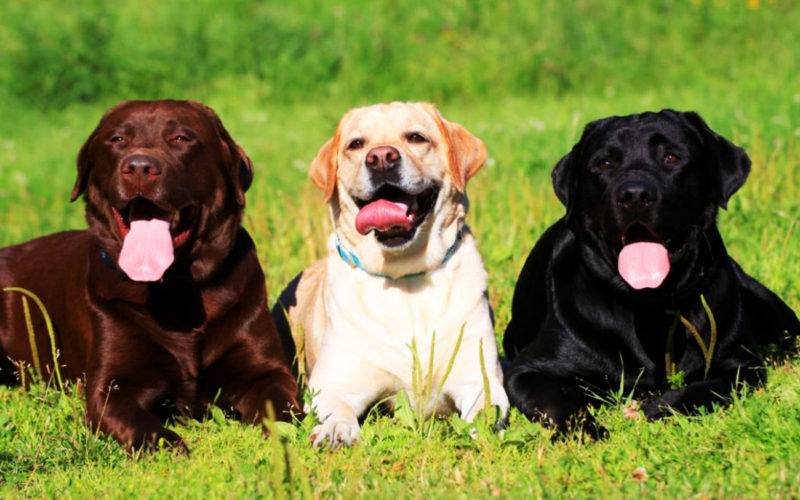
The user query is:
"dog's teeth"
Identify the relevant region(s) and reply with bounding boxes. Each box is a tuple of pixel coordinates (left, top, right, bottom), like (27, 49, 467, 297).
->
(173, 211, 180, 224)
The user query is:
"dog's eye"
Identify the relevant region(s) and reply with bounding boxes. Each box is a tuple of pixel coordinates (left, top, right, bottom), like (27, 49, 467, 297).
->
(663, 153, 680, 165)
(596, 158, 615, 170)
(347, 139, 364, 151)
(406, 132, 429, 144)
(109, 136, 125, 143)
(170, 135, 191, 143)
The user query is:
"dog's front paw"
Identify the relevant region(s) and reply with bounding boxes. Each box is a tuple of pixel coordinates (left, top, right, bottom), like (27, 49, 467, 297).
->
(310, 420, 360, 448)
(642, 388, 689, 420)
(642, 396, 683, 420)
(127, 427, 188, 455)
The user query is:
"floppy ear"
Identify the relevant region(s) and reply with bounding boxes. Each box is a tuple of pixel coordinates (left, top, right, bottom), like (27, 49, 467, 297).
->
(681, 111, 751, 209)
(309, 109, 354, 202)
(70, 103, 126, 202)
(551, 148, 573, 207)
(230, 143, 254, 206)
(309, 137, 337, 202)
(444, 121, 487, 191)
(190, 101, 253, 206)
(423, 103, 487, 192)
(221, 137, 254, 207)
(70, 131, 95, 202)
(552, 118, 606, 214)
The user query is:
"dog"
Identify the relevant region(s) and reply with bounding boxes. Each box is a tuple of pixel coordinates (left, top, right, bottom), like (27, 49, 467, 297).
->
(503, 110, 800, 434)
(0, 100, 298, 452)
(273, 102, 509, 447)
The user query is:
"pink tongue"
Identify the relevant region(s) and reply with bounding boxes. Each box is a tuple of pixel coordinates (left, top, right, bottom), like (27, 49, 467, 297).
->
(355, 199, 411, 235)
(118, 219, 174, 282)
(617, 242, 670, 290)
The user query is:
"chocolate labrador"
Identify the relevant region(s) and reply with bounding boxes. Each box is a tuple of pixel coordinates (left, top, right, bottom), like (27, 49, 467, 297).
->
(504, 110, 800, 434)
(0, 100, 298, 452)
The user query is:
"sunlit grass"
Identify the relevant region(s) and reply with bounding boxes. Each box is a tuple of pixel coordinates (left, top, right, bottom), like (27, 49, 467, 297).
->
(1, 1, 800, 496)
(1, 91, 798, 499)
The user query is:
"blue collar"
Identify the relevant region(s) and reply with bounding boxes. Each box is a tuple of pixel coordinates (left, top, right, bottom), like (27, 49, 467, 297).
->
(100, 250, 117, 270)
(335, 229, 464, 280)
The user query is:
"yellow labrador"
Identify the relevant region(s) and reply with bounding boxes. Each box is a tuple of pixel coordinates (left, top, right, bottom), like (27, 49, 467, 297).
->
(274, 102, 508, 446)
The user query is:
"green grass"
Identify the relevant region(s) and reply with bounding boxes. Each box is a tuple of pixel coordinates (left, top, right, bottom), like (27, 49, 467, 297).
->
(2, 0, 800, 498)
(1, 0, 799, 111)
(3, 364, 800, 497)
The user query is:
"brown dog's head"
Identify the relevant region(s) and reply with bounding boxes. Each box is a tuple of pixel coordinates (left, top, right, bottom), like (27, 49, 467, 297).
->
(309, 102, 487, 278)
(71, 100, 253, 282)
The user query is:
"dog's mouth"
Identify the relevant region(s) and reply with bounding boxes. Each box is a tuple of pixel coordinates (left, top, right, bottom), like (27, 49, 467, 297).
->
(110, 197, 200, 282)
(112, 198, 198, 248)
(613, 222, 671, 290)
(619, 222, 661, 247)
(611, 222, 699, 290)
(353, 184, 439, 247)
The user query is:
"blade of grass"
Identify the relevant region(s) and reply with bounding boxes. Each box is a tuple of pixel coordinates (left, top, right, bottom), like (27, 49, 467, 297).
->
(4, 287, 62, 390)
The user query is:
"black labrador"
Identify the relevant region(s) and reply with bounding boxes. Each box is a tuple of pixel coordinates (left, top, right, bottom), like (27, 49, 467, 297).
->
(504, 110, 799, 434)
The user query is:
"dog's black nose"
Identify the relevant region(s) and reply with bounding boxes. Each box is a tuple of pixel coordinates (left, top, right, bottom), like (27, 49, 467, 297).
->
(365, 146, 401, 172)
(615, 179, 657, 210)
(121, 154, 163, 177)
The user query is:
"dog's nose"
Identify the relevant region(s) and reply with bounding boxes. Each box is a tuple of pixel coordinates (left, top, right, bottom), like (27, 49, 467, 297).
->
(615, 180, 657, 210)
(121, 154, 163, 178)
(365, 146, 401, 171)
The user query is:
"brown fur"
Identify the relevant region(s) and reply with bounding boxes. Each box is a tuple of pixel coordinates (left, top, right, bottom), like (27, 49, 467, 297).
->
(0, 100, 298, 452)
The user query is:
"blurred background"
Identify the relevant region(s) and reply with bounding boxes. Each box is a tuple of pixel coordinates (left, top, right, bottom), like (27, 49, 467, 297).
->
(0, 0, 798, 316)
(1, 0, 798, 113)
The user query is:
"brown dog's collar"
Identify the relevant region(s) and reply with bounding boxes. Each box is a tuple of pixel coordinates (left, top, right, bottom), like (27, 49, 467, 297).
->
(100, 250, 117, 270)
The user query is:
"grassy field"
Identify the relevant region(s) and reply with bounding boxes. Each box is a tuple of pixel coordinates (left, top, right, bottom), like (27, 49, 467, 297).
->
(2, 1, 800, 498)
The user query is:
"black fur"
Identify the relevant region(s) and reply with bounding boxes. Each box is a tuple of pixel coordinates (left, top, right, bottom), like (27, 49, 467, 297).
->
(504, 110, 800, 435)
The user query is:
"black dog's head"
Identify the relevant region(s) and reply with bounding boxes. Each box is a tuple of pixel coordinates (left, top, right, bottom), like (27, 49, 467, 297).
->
(552, 110, 750, 293)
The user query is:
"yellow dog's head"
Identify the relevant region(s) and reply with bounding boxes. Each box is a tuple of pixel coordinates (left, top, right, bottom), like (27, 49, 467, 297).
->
(310, 102, 487, 278)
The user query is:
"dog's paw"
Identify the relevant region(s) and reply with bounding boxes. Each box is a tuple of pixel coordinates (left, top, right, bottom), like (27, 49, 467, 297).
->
(309, 420, 360, 448)
(642, 397, 684, 421)
(128, 427, 188, 455)
(642, 389, 687, 420)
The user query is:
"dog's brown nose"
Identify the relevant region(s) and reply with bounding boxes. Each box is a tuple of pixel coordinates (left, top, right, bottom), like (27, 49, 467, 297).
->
(121, 154, 163, 178)
(615, 179, 657, 210)
(365, 146, 401, 171)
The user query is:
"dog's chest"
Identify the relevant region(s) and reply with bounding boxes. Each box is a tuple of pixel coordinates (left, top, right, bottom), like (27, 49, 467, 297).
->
(359, 279, 457, 336)
(326, 249, 487, 343)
